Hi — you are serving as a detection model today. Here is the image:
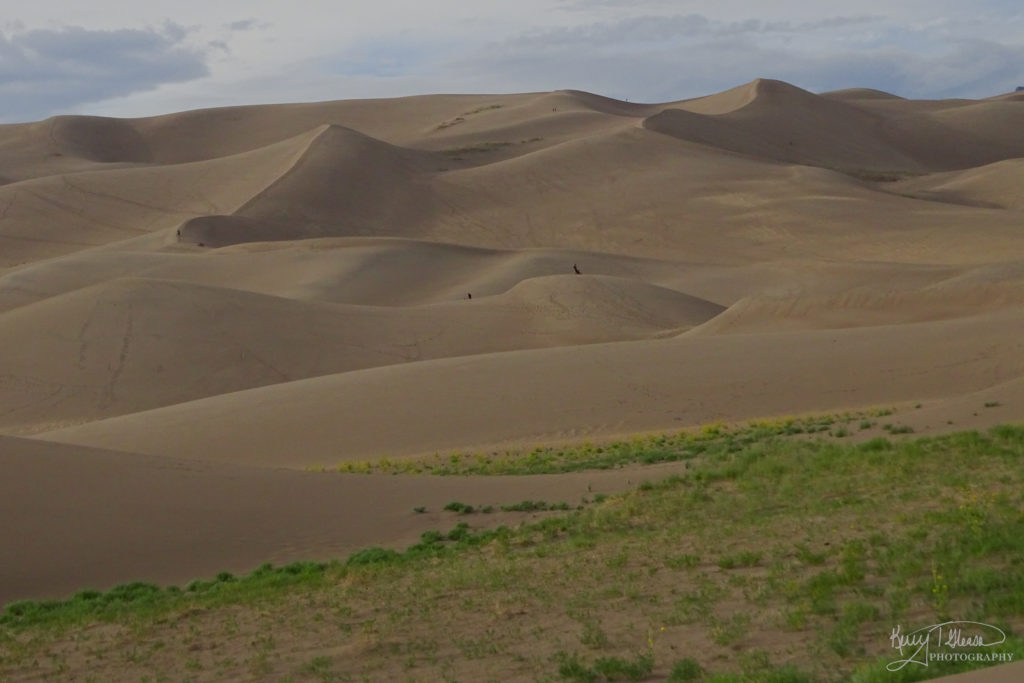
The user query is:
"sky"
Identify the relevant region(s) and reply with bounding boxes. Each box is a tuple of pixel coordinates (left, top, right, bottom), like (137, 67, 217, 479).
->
(2, 1, 1023, 122)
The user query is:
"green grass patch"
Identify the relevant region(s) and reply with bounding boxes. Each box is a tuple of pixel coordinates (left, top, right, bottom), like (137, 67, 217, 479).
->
(333, 410, 901, 476)
(2, 423, 1022, 682)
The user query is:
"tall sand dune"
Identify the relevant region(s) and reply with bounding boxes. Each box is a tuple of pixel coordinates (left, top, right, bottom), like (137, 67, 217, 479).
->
(0, 127, 321, 265)
(646, 79, 922, 171)
(651, 79, 1024, 172)
(231, 124, 438, 240)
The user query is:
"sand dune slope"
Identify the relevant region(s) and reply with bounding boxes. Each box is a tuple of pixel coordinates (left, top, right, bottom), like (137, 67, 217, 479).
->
(888, 158, 1024, 209)
(0, 127, 321, 265)
(646, 79, 921, 171)
(131, 94, 540, 162)
(4, 84, 1023, 268)
(819, 88, 905, 101)
(0, 434, 657, 604)
(0, 239, 516, 312)
(0, 273, 718, 432)
(0, 238, 698, 312)
(228, 124, 438, 241)
(0, 116, 151, 181)
(686, 279, 1024, 335)
(431, 126, 1023, 263)
(34, 309, 1024, 467)
(650, 79, 1024, 173)
(129, 89, 656, 165)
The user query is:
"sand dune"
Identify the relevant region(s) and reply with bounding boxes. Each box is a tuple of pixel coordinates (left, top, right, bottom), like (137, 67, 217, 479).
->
(646, 79, 923, 171)
(230, 124, 439, 241)
(650, 79, 1024, 173)
(131, 94, 534, 162)
(2, 80, 1023, 614)
(0, 127, 320, 265)
(686, 280, 1024, 335)
(32, 115, 153, 164)
(35, 309, 1024, 467)
(0, 273, 719, 433)
(112, 90, 639, 165)
(0, 238, 694, 312)
(0, 117, 147, 182)
(819, 87, 905, 101)
(888, 158, 1024, 209)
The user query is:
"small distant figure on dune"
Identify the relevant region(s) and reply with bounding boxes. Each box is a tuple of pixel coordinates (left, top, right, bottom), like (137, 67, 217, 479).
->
(467, 292, 472, 299)
(573, 263, 581, 275)
(176, 229, 180, 239)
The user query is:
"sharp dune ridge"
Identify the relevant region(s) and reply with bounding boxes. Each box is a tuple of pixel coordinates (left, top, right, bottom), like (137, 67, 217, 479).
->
(1, 78, 1023, 610)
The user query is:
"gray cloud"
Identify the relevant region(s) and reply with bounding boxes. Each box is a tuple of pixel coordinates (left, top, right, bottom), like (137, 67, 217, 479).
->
(451, 13, 1022, 101)
(225, 19, 270, 32)
(0, 22, 209, 122)
(485, 14, 882, 54)
(556, 0, 678, 11)
(14, 4, 1019, 120)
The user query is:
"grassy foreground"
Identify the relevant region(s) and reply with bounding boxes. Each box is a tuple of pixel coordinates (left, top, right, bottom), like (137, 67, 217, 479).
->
(1, 425, 1022, 681)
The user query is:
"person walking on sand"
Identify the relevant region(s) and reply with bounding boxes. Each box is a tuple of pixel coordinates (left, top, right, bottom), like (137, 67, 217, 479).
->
(573, 263, 581, 275)
(467, 292, 472, 299)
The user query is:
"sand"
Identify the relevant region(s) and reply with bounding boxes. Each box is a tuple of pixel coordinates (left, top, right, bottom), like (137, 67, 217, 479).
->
(0, 79, 1021, 606)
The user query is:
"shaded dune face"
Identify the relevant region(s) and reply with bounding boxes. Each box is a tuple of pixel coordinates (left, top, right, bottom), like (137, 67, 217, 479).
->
(1, 79, 1023, 601)
(644, 79, 1024, 172)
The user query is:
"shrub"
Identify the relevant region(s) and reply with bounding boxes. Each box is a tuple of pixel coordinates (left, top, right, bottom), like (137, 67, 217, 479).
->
(668, 657, 704, 682)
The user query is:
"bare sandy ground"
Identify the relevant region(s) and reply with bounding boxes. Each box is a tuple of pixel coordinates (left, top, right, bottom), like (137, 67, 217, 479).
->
(0, 434, 680, 605)
(0, 78, 1022, 605)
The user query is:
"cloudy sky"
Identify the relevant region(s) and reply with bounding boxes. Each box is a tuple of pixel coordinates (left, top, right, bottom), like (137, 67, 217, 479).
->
(2, 0, 1022, 122)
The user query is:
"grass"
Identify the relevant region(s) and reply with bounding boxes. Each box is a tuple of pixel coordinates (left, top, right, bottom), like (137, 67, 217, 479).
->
(435, 104, 503, 129)
(2, 423, 1022, 681)
(439, 499, 575, 515)
(668, 657, 704, 681)
(502, 500, 572, 512)
(440, 137, 543, 157)
(443, 500, 476, 514)
(330, 410, 898, 476)
(555, 651, 654, 682)
(463, 104, 503, 115)
(884, 423, 915, 435)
